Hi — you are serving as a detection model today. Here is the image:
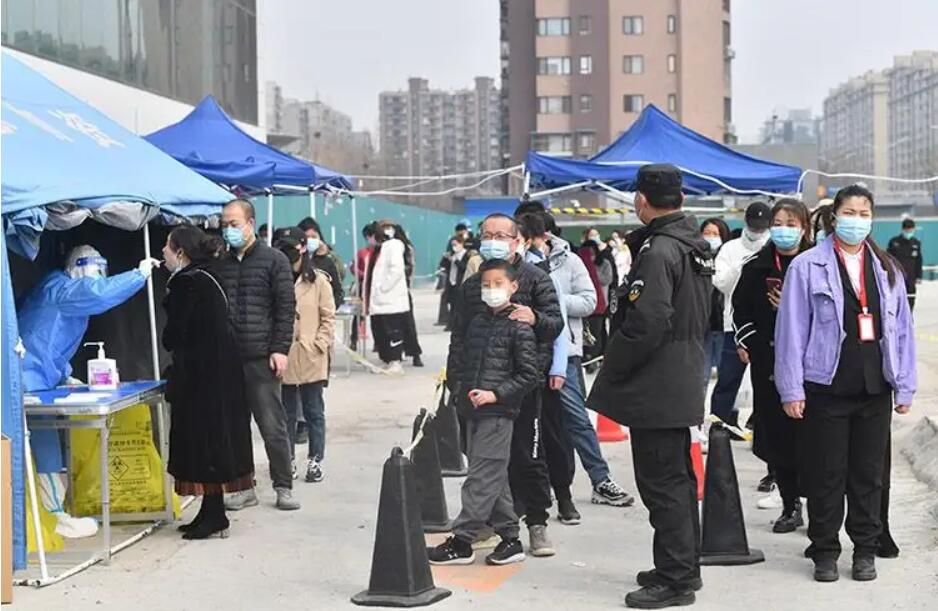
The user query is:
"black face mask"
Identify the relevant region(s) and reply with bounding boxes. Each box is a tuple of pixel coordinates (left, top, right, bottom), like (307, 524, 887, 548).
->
(280, 246, 301, 265)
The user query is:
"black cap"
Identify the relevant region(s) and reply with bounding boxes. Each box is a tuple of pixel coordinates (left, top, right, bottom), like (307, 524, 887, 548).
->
(273, 226, 305, 245)
(902, 218, 916, 229)
(636, 164, 683, 199)
(745, 201, 772, 231)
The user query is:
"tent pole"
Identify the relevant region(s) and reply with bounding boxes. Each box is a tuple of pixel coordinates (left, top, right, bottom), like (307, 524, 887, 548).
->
(23, 415, 49, 581)
(266, 190, 274, 246)
(522, 165, 530, 197)
(143, 223, 160, 380)
(309, 188, 316, 220)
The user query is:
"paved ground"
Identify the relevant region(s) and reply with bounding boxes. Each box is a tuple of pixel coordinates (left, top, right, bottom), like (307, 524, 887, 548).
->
(15, 285, 938, 610)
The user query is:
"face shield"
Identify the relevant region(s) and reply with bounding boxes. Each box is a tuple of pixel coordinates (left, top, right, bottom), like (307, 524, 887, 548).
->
(71, 256, 108, 279)
(65, 246, 108, 279)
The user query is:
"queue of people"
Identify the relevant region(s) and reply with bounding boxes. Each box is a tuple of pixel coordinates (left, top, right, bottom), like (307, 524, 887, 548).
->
(428, 172, 917, 609)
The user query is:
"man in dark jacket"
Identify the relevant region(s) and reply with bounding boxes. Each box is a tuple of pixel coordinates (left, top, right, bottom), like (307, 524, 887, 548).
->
(887, 218, 923, 311)
(447, 213, 563, 557)
(215, 199, 299, 511)
(588, 165, 712, 609)
(429, 259, 540, 566)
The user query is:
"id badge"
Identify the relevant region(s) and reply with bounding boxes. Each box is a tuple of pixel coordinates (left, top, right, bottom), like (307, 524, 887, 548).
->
(858, 313, 875, 342)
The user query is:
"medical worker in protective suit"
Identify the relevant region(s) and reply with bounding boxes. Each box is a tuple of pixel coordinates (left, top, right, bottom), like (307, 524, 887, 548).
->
(19, 245, 159, 538)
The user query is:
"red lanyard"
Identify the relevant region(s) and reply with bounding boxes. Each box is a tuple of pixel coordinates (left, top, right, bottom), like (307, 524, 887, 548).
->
(834, 241, 867, 313)
(773, 250, 782, 273)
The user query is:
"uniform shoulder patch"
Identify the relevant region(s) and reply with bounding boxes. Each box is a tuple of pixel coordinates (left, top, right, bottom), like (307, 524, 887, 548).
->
(628, 279, 645, 302)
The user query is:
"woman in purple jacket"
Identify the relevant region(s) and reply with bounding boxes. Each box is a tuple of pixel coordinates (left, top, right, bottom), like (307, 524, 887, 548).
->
(774, 185, 915, 584)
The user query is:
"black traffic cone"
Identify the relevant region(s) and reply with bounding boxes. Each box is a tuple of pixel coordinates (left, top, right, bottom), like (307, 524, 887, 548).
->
(435, 388, 467, 477)
(699, 423, 765, 566)
(411, 410, 453, 533)
(351, 448, 452, 607)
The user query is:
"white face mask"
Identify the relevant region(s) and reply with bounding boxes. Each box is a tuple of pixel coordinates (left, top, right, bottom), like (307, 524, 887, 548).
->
(383, 227, 395, 238)
(481, 287, 510, 308)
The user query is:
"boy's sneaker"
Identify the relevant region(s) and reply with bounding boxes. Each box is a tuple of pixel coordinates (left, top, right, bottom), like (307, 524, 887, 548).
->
(291, 461, 298, 480)
(485, 538, 525, 566)
(592, 478, 636, 507)
(305, 459, 324, 483)
(557, 498, 581, 525)
(757, 473, 776, 493)
(527, 525, 555, 557)
(427, 536, 475, 565)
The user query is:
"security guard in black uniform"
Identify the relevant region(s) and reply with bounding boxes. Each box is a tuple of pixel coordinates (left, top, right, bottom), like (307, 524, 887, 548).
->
(887, 218, 923, 311)
(587, 164, 713, 609)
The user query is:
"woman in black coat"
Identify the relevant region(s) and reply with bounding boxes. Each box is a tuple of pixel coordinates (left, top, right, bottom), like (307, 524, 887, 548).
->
(161, 227, 254, 540)
(732, 199, 812, 533)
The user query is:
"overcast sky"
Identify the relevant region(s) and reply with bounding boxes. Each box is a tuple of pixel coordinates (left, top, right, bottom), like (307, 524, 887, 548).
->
(263, 0, 938, 143)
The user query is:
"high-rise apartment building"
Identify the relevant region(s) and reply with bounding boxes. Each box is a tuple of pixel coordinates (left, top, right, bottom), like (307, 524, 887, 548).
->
(888, 51, 938, 184)
(268, 91, 372, 173)
(379, 77, 501, 178)
(500, 0, 733, 165)
(822, 51, 937, 188)
(821, 71, 890, 177)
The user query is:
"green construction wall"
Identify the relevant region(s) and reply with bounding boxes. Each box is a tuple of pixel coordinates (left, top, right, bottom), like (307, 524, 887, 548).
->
(255, 194, 464, 282)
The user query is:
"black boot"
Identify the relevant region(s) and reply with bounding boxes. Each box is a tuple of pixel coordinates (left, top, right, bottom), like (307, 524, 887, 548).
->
(177, 498, 208, 532)
(182, 493, 230, 540)
(412, 355, 424, 367)
(625, 584, 695, 609)
(814, 558, 839, 582)
(772, 501, 804, 533)
(852, 555, 877, 581)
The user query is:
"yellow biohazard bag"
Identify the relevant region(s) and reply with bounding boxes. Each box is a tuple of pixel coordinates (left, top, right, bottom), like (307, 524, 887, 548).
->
(69, 403, 181, 518)
(25, 465, 64, 553)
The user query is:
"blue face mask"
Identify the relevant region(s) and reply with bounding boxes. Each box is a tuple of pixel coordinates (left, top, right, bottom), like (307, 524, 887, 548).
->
(703, 236, 722, 252)
(223, 227, 246, 249)
(770, 226, 802, 251)
(307, 237, 321, 253)
(815, 229, 827, 242)
(834, 216, 872, 246)
(479, 239, 512, 261)
(902, 230, 915, 240)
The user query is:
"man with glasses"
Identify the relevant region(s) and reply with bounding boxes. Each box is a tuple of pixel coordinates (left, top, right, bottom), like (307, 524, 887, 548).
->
(447, 213, 564, 558)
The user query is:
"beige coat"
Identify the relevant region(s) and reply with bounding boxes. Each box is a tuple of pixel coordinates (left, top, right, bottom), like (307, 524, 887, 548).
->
(283, 270, 336, 385)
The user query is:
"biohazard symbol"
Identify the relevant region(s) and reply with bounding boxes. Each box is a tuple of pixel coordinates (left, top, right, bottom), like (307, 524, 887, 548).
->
(109, 456, 130, 481)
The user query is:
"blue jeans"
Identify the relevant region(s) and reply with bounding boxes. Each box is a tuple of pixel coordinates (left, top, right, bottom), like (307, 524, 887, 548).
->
(702, 330, 723, 388)
(709, 332, 747, 427)
(282, 382, 326, 462)
(559, 357, 610, 487)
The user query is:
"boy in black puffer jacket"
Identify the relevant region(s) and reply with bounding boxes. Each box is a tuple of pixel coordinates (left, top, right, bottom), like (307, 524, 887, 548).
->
(428, 259, 540, 567)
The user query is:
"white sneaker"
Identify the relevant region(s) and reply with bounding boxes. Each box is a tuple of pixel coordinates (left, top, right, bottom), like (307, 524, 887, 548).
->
(757, 489, 783, 510)
(382, 361, 404, 376)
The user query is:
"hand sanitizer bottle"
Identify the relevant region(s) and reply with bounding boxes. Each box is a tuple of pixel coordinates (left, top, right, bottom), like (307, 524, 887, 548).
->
(84, 342, 119, 391)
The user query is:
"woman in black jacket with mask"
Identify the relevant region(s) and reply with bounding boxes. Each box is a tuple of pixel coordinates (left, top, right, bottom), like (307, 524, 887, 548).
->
(162, 226, 254, 539)
(732, 199, 812, 533)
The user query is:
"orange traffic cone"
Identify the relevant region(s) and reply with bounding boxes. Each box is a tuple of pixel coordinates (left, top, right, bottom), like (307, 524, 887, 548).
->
(690, 431, 705, 501)
(596, 414, 628, 442)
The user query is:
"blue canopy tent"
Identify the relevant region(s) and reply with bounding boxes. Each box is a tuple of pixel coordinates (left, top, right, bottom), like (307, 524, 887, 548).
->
(145, 96, 354, 247)
(1, 51, 232, 577)
(525, 104, 803, 200)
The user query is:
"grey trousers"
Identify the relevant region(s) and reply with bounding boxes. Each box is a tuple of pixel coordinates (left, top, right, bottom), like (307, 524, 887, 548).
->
(453, 417, 520, 543)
